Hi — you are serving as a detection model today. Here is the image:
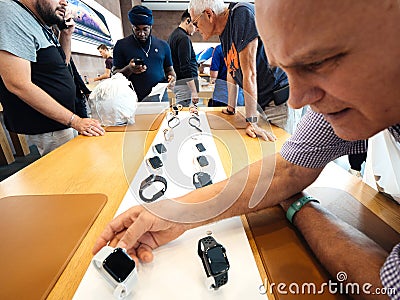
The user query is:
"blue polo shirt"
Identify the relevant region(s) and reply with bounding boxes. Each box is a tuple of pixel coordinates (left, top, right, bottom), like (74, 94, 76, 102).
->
(113, 35, 173, 101)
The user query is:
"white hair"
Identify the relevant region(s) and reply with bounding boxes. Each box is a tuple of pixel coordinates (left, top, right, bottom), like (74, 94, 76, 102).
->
(188, 0, 227, 15)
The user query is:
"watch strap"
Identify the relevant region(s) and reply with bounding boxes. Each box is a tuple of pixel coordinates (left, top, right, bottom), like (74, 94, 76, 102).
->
(213, 272, 228, 289)
(93, 245, 114, 268)
(139, 174, 167, 203)
(286, 196, 319, 224)
(198, 236, 218, 277)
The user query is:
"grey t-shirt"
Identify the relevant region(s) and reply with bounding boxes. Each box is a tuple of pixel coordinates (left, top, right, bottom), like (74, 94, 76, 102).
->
(0, 0, 76, 135)
(0, 0, 55, 61)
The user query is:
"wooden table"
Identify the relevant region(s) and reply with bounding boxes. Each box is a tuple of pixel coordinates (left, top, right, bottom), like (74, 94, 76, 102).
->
(0, 108, 398, 300)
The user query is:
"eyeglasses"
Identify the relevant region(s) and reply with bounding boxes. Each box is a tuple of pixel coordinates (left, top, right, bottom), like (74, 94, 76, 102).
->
(192, 11, 205, 28)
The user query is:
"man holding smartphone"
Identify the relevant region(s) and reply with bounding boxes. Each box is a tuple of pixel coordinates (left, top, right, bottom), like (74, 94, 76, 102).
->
(0, 0, 104, 155)
(112, 5, 176, 102)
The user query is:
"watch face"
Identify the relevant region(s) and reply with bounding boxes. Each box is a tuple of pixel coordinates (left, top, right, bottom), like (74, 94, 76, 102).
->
(154, 143, 167, 154)
(148, 156, 163, 169)
(206, 246, 229, 276)
(197, 155, 209, 167)
(103, 248, 136, 283)
(195, 143, 206, 152)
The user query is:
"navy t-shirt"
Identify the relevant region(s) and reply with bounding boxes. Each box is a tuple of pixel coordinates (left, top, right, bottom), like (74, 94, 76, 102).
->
(113, 35, 173, 101)
(219, 2, 276, 109)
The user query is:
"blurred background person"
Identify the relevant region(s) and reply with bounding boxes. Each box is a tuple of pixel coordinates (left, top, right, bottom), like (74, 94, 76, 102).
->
(209, 44, 244, 107)
(92, 44, 113, 82)
(168, 10, 199, 107)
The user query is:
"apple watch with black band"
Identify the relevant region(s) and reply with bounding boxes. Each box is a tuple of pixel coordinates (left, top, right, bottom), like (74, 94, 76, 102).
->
(139, 174, 167, 203)
(198, 236, 230, 289)
(92, 246, 137, 299)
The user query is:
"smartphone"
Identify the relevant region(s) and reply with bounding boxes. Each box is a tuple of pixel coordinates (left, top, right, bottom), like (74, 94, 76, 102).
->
(197, 155, 209, 167)
(154, 143, 167, 154)
(133, 58, 145, 66)
(57, 18, 71, 30)
(147, 156, 163, 169)
(195, 143, 206, 152)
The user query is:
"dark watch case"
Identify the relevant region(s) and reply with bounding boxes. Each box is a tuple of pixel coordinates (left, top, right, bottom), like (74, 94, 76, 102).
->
(103, 248, 136, 283)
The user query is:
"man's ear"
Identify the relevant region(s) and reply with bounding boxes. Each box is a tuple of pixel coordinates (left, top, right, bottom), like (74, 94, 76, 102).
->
(187, 18, 191, 24)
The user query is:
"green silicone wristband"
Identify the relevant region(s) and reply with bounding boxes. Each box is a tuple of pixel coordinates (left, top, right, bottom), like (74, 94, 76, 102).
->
(286, 196, 320, 224)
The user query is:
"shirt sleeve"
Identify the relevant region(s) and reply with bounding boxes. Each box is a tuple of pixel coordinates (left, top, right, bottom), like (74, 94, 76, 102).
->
(231, 5, 259, 53)
(112, 40, 125, 69)
(280, 109, 367, 168)
(105, 58, 113, 70)
(380, 243, 400, 297)
(0, 2, 40, 62)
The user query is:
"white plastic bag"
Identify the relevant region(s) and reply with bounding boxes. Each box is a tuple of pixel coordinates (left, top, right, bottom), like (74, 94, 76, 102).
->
(88, 73, 138, 126)
(364, 129, 400, 203)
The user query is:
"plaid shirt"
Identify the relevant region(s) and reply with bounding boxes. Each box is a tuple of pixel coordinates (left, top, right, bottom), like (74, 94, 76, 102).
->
(381, 243, 400, 299)
(280, 109, 400, 298)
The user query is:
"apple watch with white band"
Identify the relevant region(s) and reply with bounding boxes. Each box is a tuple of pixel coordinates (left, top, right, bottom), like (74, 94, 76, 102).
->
(92, 246, 137, 299)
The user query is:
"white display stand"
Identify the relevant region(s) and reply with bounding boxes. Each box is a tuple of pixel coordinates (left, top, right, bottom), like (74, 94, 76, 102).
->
(73, 112, 267, 299)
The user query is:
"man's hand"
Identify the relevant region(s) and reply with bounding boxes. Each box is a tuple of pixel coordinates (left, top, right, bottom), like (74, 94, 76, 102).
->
(93, 205, 188, 262)
(129, 59, 147, 74)
(71, 116, 105, 136)
(167, 74, 176, 89)
(60, 9, 75, 35)
(191, 92, 199, 105)
(246, 123, 277, 141)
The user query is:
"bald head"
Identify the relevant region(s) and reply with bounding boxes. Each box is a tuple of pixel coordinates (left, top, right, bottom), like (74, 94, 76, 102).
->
(255, 0, 400, 140)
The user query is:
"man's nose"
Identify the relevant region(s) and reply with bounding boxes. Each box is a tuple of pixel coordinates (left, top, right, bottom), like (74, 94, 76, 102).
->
(286, 73, 325, 109)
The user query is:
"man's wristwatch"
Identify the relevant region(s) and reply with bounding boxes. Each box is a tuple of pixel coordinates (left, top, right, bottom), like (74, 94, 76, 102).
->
(245, 116, 258, 123)
(139, 174, 167, 203)
(198, 236, 230, 289)
(92, 246, 137, 299)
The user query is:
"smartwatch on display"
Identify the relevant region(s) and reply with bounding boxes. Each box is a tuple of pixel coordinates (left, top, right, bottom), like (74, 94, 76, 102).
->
(166, 112, 180, 128)
(245, 116, 258, 124)
(152, 143, 167, 155)
(189, 114, 202, 132)
(139, 174, 167, 203)
(163, 128, 174, 142)
(147, 156, 163, 170)
(193, 171, 213, 189)
(198, 236, 230, 290)
(196, 155, 209, 167)
(195, 143, 206, 152)
(170, 104, 183, 115)
(92, 246, 137, 299)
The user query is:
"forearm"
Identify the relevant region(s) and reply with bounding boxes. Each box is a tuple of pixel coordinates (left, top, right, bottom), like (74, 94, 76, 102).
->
(10, 81, 75, 126)
(281, 197, 388, 299)
(186, 79, 198, 95)
(210, 71, 218, 84)
(178, 154, 322, 228)
(94, 70, 111, 81)
(226, 72, 238, 108)
(59, 31, 72, 64)
(115, 65, 134, 78)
